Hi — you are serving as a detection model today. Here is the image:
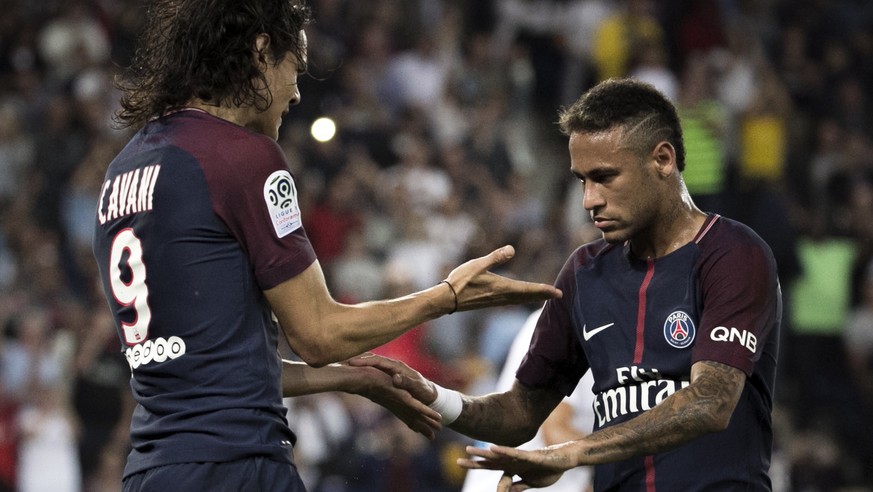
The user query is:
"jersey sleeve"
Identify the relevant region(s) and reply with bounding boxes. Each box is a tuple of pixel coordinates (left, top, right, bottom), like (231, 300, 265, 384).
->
(202, 134, 316, 290)
(692, 226, 780, 375)
(516, 249, 589, 396)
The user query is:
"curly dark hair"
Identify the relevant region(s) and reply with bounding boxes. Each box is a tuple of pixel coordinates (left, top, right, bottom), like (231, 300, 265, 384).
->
(558, 78, 686, 172)
(114, 0, 312, 129)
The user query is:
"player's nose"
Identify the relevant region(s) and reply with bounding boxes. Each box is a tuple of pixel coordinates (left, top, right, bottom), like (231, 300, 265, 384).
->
(289, 85, 301, 106)
(582, 183, 605, 210)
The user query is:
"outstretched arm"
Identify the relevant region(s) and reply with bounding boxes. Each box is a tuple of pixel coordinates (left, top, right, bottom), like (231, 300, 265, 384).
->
(348, 353, 565, 446)
(460, 360, 746, 489)
(281, 359, 442, 439)
(567, 360, 744, 461)
(266, 245, 561, 367)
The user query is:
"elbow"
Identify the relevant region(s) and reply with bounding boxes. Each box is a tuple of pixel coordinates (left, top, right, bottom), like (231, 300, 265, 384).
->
(699, 404, 734, 434)
(286, 339, 335, 368)
(298, 354, 331, 368)
(709, 409, 733, 433)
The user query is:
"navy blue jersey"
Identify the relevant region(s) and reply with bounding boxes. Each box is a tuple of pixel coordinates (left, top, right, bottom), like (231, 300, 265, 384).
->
(517, 214, 781, 491)
(92, 110, 317, 478)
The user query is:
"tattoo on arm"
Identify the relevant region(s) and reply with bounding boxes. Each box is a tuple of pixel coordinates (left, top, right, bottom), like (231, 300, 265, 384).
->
(451, 382, 564, 447)
(581, 360, 746, 464)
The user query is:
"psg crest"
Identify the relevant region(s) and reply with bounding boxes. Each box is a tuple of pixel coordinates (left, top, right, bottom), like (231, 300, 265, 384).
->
(663, 311, 695, 349)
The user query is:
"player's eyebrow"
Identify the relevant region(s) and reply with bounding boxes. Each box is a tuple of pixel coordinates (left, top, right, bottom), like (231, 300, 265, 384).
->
(586, 168, 618, 181)
(572, 165, 618, 183)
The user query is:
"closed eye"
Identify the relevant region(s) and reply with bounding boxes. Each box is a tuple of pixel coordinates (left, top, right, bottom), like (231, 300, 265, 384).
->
(587, 170, 618, 184)
(573, 169, 617, 185)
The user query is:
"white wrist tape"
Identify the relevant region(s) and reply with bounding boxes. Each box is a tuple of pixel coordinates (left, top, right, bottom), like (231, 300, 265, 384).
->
(428, 383, 463, 425)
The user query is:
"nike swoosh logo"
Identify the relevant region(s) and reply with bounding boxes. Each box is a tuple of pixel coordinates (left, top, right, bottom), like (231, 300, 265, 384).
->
(582, 322, 615, 341)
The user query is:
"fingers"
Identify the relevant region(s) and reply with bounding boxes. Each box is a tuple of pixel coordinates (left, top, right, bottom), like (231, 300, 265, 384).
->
(497, 473, 530, 492)
(464, 444, 565, 490)
(469, 245, 517, 269)
(513, 281, 563, 300)
(348, 354, 416, 380)
(396, 393, 441, 439)
(396, 404, 440, 440)
(349, 354, 437, 404)
(444, 246, 515, 290)
(450, 276, 562, 312)
(488, 245, 516, 264)
(457, 444, 530, 470)
(375, 383, 441, 440)
(457, 445, 499, 470)
(488, 444, 522, 459)
(456, 457, 485, 470)
(409, 419, 437, 440)
(395, 376, 436, 403)
(347, 354, 408, 380)
(347, 353, 393, 369)
(497, 473, 513, 492)
(466, 444, 499, 459)
(398, 389, 441, 422)
(443, 244, 562, 311)
(462, 245, 516, 276)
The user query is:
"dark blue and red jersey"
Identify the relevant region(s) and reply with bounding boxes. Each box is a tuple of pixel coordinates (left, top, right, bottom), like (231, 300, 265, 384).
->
(517, 214, 781, 491)
(92, 110, 317, 478)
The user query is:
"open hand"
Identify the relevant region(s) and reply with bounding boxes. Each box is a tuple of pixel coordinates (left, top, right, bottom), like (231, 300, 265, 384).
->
(445, 246, 561, 312)
(459, 444, 572, 491)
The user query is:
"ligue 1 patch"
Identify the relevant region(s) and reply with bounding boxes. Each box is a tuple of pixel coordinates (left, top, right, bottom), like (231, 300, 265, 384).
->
(663, 310, 695, 349)
(263, 170, 302, 238)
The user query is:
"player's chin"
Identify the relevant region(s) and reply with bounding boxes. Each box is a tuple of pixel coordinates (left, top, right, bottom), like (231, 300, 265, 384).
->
(600, 228, 629, 244)
(250, 120, 281, 141)
(263, 121, 281, 141)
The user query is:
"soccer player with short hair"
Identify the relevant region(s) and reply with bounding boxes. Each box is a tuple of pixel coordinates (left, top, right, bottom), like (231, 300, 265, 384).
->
(354, 78, 781, 491)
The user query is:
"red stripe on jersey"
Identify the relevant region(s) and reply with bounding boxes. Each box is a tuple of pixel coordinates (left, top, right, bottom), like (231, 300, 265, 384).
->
(693, 214, 720, 243)
(634, 260, 655, 364)
(645, 455, 656, 491)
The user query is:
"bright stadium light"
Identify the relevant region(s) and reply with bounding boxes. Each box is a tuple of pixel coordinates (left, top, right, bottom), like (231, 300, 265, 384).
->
(310, 117, 336, 142)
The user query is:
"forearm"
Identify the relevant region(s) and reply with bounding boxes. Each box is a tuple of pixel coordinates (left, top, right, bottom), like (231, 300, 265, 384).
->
(570, 389, 717, 464)
(268, 264, 453, 367)
(282, 358, 443, 439)
(320, 285, 452, 356)
(450, 383, 563, 447)
(452, 395, 537, 446)
(567, 361, 744, 466)
(281, 359, 363, 397)
(268, 250, 560, 367)
(294, 285, 451, 366)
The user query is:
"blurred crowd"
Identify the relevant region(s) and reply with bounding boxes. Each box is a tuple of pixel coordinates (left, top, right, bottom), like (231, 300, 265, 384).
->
(1, 0, 872, 491)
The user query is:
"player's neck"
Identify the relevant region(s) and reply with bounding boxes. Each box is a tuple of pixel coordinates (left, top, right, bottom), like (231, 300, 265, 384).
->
(185, 99, 256, 129)
(631, 194, 707, 260)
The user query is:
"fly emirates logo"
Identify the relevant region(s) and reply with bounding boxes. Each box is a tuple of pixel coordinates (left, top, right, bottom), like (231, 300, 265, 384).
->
(593, 366, 690, 427)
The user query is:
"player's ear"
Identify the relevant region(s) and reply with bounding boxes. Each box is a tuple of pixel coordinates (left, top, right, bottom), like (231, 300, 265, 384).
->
(253, 33, 271, 68)
(652, 141, 676, 178)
